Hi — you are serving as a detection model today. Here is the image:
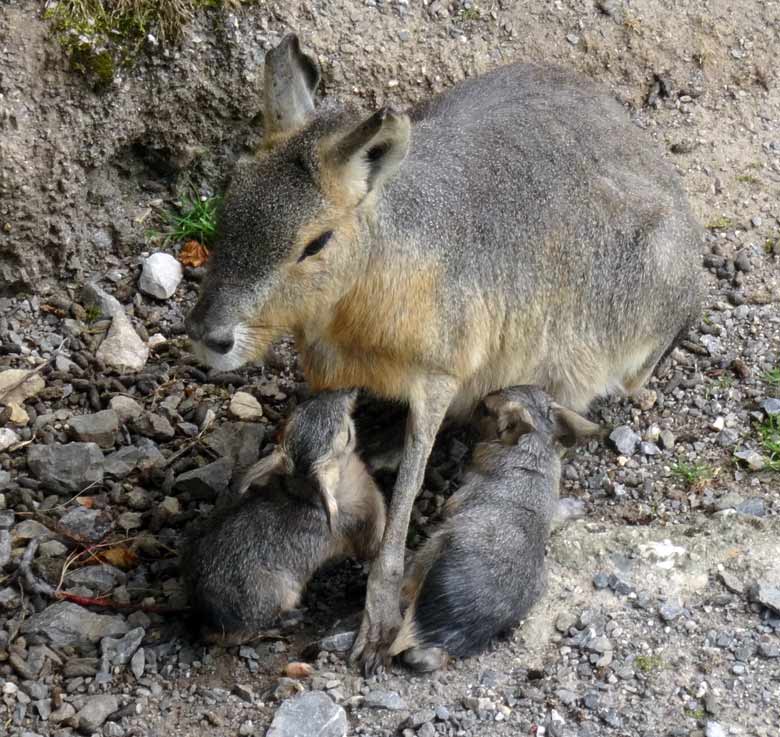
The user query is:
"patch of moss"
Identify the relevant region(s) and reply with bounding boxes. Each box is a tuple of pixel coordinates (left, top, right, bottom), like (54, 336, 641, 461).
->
(45, 0, 223, 88)
(735, 174, 760, 185)
(634, 654, 664, 673)
(705, 216, 734, 230)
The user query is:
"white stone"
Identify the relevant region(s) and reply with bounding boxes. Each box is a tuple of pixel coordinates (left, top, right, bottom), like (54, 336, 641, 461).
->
(0, 428, 20, 452)
(229, 392, 264, 421)
(0, 369, 45, 405)
(7, 402, 30, 426)
(96, 310, 149, 373)
(148, 332, 167, 349)
(139, 253, 182, 299)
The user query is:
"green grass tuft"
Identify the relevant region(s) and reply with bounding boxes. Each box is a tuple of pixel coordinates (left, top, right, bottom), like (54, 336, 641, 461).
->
(757, 414, 780, 471)
(762, 367, 780, 386)
(460, 7, 482, 21)
(84, 304, 102, 324)
(154, 192, 222, 248)
(671, 462, 713, 487)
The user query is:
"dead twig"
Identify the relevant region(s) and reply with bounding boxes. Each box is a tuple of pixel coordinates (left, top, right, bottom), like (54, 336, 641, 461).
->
(20, 539, 187, 615)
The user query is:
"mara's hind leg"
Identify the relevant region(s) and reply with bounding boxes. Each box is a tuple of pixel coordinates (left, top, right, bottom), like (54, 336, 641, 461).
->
(622, 320, 694, 396)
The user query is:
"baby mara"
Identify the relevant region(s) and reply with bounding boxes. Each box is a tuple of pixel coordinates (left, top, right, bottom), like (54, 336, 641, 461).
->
(183, 391, 385, 644)
(184, 387, 600, 665)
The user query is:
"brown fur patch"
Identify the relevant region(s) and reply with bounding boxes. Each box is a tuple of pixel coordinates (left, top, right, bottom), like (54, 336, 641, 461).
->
(301, 260, 443, 397)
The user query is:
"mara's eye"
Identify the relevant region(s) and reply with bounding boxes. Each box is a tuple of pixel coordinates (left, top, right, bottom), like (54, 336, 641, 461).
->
(298, 230, 333, 262)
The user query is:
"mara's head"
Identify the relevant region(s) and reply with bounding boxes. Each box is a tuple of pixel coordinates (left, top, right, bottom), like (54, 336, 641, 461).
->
(239, 390, 358, 529)
(186, 34, 411, 371)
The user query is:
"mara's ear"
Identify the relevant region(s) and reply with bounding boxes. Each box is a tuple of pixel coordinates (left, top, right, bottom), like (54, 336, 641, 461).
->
(264, 34, 320, 141)
(551, 403, 605, 447)
(325, 106, 410, 202)
(313, 464, 340, 533)
(239, 449, 288, 494)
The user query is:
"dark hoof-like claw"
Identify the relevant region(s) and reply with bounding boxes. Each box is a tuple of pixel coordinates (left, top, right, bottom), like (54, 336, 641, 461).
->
(349, 617, 397, 677)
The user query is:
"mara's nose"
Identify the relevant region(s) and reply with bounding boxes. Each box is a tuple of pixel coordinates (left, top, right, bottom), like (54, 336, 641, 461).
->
(202, 328, 235, 355)
(186, 310, 235, 355)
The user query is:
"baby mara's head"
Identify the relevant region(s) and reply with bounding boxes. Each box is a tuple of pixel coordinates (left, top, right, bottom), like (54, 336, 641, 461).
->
(476, 385, 605, 452)
(239, 390, 358, 528)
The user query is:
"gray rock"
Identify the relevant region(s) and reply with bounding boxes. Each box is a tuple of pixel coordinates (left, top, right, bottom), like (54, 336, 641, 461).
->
(705, 722, 726, 737)
(0, 509, 14, 529)
(761, 398, 780, 416)
(21, 602, 129, 647)
(734, 448, 765, 470)
(239, 720, 256, 736)
(27, 442, 104, 493)
(101, 627, 145, 666)
(131, 412, 175, 441)
(714, 492, 744, 511)
(313, 631, 356, 654)
(659, 600, 684, 622)
(717, 428, 739, 447)
(719, 571, 744, 595)
(266, 691, 347, 737)
(104, 722, 126, 737)
(363, 690, 407, 710)
(139, 252, 182, 299)
(735, 498, 765, 517)
(204, 421, 266, 487)
(0, 529, 10, 569)
(109, 395, 144, 422)
(659, 430, 676, 449)
(700, 334, 722, 356)
(0, 586, 20, 609)
(130, 647, 145, 679)
(76, 694, 119, 733)
(84, 283, 149, 373)
(0, 428, 20, 451)
(66, 564, 126, 590)
(174, 457, 233, 499)
(68, 410, 120, 448)
(751, 583, 780, 614)
(104, 439, 164, 478)
(59, 507, 114, 542)
(50, 702, 76, 723)
(609, 426, 641, 455)
(38, 539, 68, 557)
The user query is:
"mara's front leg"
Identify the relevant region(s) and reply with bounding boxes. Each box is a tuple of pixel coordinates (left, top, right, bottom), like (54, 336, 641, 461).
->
(350, 376, 457, 676)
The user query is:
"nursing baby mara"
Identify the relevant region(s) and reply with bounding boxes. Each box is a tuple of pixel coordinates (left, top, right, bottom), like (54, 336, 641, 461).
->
(185, 32, 701, 671)
(184, 387, 601, 667)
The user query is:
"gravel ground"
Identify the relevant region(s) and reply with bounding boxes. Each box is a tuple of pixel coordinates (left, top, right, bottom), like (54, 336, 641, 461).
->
(1, 1, 780, 737)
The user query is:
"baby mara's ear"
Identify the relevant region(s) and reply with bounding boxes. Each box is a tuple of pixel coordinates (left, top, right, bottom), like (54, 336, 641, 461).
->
(550, 403, 606, 447)
(313, 462, 340, 533)
(481, 394, 537, 445)
(238, 448, 289, 494)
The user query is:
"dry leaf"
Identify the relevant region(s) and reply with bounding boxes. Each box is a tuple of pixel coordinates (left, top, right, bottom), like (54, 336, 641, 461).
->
(97, 546, 140, 570)
(178, 240, 210, 268)
(284, 662, 313, 679)
(75, 496, 95, 509)
(41, 303, 66, 317)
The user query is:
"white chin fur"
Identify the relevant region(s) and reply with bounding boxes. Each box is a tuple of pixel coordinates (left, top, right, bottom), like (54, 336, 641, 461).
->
(191, 340, 251, 372)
